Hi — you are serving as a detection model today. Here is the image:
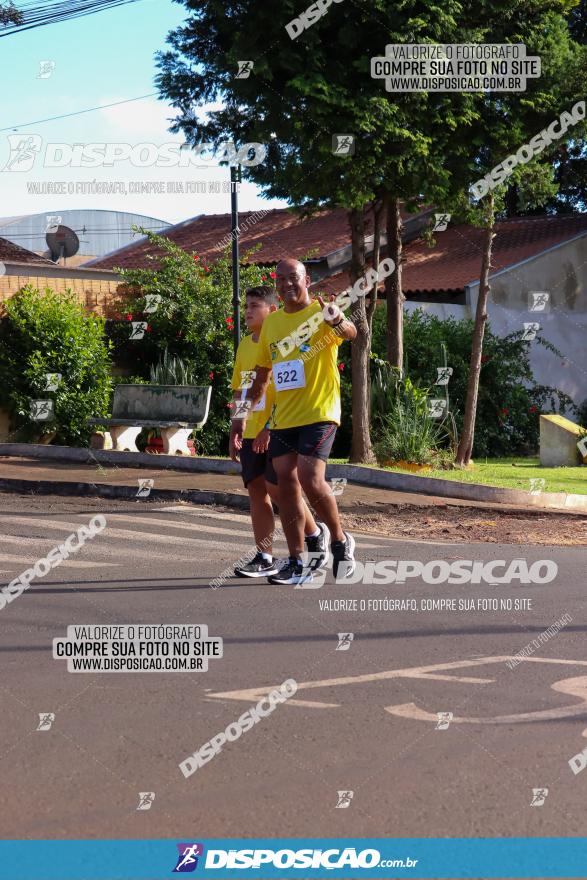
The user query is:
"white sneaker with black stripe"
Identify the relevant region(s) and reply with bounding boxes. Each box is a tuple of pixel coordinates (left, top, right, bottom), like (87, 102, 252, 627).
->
(234, 552, 280, 578)
(268, 557, 314, 585)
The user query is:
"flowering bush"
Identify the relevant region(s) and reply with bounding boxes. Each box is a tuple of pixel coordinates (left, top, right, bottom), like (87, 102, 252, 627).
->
(107, 232, 273, 455)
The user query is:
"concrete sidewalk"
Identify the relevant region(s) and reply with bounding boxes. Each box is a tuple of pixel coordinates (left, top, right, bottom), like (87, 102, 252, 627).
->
(0, 453, 584, 515)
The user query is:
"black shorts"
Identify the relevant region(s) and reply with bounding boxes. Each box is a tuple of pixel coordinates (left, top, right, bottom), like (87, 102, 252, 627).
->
(268, 421, 337, 462)
(240, 438, 278, 488)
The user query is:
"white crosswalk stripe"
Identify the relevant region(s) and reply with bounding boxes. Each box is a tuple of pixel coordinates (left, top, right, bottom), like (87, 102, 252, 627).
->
(0, 547, 117, 568)
(153, 505, 456, 546)
(0, 505, 402, 578)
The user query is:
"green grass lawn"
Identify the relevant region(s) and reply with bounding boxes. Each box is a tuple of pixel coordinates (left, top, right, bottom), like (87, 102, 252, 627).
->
(206, 454, 586, 496)
(347, 457, 587, 496)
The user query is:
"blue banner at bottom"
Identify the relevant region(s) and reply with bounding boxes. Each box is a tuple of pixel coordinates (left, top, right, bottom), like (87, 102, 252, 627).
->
(0, 838, 586, 879)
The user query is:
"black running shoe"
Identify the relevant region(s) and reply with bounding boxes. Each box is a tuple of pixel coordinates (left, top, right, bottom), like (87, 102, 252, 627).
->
(304, 521, 330, 570)
(331, 531, 356, 580)
(234, 552, 279, 578)
(268, 557, 314, 585)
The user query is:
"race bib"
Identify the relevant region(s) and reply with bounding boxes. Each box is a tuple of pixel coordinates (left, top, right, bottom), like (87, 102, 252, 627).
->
(273, 359, 306, 391)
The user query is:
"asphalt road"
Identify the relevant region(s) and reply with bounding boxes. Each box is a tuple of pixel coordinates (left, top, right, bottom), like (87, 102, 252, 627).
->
(0, 491, 586, 843)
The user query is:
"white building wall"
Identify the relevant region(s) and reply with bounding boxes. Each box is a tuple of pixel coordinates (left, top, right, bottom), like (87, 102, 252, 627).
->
(405, 233, 587, 407)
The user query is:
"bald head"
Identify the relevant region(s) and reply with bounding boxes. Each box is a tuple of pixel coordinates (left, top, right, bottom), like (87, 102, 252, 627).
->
(275, 258, 311, 311)
(276, 258, 306, 278)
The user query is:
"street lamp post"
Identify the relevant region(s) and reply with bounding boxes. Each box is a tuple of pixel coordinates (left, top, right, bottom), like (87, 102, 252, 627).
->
(230, 164, 242, 355)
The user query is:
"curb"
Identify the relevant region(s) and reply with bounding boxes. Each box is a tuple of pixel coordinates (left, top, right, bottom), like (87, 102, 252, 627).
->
(0, 442, 586, 513)
(0, 477, 251, 510)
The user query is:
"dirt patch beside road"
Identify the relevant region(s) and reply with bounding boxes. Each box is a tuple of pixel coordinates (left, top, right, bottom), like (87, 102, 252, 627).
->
(342, 503, 587, 545)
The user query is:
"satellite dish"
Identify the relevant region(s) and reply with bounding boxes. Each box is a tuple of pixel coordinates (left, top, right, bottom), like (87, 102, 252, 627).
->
(45, 225, 80, 263)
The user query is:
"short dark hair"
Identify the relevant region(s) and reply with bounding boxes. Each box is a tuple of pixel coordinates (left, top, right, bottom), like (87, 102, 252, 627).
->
(245, 285, 278, 306)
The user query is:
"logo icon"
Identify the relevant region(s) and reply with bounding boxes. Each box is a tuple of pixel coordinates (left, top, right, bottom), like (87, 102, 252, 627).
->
(240, 369, 256, 390)
(30, 400, 54, 421)
(435, 366, 453, 386)
(44, 373, 62, 391)
(38, 60, 56, 79)
(435, 711, 453, 730)
(528, 291, 550, 312)
(330, 477, 347, 496)
(529, 478, 546, 496)
(137, 479, 154, 498)
(336, 633, 354, 651)
(45, 215, 62, 232)
(3, 134, 42, 172)
(428, 398, 447, 418)
(231, 398, 252, 419)
(577, 436, 587, 459)
(530, 787, 548, 806)
(522, 322, 540, 341)
(144, 294, 162, 314)
(173, 843, 204, 872)
(130, 321, 148, 340)
(136, 792, 155, 811)
(432, 213, 451, 232)
(332, 134, 355, 156)
(294, 551, 327, 589)
(335, 790, 354, 808)
(37, 712, 55, 731)
(236, 61, 253, 79)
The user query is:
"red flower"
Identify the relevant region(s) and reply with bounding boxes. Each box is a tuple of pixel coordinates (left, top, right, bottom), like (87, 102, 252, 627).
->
(261, 275, 267, 281)
(269, 271, 276, 279)
(193, 254, 200, 262)
(209, 372, 214, 379)
(529, 405, 538, 414)
(500, 407, 509, 416)
(225, 316, 233, 325)
(203, 265, 210, 272)
(146, 325, 152, 332)
(481, 355, 490, 363)
(125, 313, 133, 321)
(338, 363, 345, 371)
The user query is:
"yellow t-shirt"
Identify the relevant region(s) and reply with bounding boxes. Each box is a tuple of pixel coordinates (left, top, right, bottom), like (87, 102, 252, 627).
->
(231, 333, 276, 440)
(256, 300, 343, 430)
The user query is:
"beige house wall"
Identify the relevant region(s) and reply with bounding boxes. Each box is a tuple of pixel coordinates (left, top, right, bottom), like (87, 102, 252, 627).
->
(0, 263, 128, 317)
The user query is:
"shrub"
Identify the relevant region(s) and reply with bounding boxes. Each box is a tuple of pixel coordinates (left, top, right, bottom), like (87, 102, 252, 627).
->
(371, 361, 453, 465)
(0, 286, 113, 445)
(107, 231, 274, 456)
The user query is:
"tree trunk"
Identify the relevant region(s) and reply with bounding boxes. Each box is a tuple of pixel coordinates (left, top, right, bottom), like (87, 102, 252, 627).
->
(349, 206, 375, 463)
(385, 194, 404, 370)
(366, 199, 384, 425)
(455, 193, 496, 466)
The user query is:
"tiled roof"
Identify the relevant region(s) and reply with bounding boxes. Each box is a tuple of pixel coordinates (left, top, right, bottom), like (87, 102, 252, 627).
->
(312, 213, 587, 295)
(87, 206, 399, 270)
(87, 209, 587, 294)
(402, 213, 587, 292)
(0, 236, 56, 266)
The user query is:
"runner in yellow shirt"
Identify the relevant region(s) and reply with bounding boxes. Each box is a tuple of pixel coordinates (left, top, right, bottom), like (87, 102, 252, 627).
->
(229, 285, 328, 578)
(244, 259, 357, 585)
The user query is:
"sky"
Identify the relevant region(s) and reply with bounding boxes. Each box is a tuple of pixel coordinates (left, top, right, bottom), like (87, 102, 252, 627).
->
(0, 0, 287, 228)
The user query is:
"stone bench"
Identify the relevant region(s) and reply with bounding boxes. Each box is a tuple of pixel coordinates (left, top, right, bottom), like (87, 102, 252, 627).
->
(89, 384, 212, 455)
